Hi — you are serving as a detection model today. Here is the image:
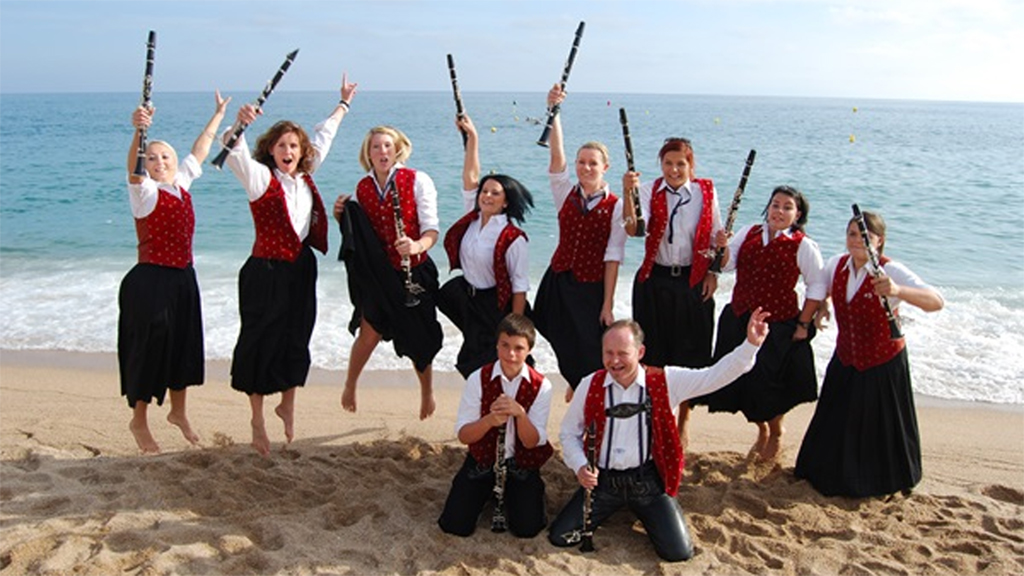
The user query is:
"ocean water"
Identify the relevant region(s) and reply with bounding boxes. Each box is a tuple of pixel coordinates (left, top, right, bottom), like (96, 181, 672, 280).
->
(2, 91, 1022, 404)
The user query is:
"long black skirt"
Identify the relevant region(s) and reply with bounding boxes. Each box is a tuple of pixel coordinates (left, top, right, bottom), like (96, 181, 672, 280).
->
(231, 248, 317, 395)
(794, 348, 921, 498)
(532, 268, 603, 389)
(437, 276, 534, 378)
(118, 263, 204, 407)
(631, 265, 715, 369)
(349, 258, 443, 373)
(691, 306, 818, 421)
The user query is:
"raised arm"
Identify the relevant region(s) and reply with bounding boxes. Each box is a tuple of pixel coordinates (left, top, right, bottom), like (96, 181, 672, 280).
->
(127, 106, 151, 184)
(190, 90, 231, 164)
(457, 114, 480, 191)
(546, 84, 567, 174)
(327, 72, 358, 125)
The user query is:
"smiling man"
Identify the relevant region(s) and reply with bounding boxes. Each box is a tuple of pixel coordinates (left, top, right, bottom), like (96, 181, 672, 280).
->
(548, 308, 769, 561)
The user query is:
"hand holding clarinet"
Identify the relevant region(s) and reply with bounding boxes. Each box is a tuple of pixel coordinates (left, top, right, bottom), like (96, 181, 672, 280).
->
(851, 204, 903, 339)
(537, 21, 585, 147)
(619, 107, 645, 237)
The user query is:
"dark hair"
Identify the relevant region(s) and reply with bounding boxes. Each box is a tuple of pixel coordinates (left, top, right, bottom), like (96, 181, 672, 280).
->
(849, 210, 887, 255)
(658, 137, 696, 180)
(762, 185, 809, 232)
(496, 313, 536, 349)
(603, 319, 645, 346)
(254, 121, 315, 174)
(476, 174, 534, 225)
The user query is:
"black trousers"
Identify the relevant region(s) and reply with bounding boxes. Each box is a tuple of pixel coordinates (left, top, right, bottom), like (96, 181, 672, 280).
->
(548, 462, 694, 562)
(438, 454, 547, 538)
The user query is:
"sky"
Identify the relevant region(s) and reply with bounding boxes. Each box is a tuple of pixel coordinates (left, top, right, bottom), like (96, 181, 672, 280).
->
(0, 0, 1021, 103)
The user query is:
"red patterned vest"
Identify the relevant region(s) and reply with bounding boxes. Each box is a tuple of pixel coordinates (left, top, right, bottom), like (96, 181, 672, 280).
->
(467, 362, 553, 470)
(549, 188, 618, 283)
(583, 367, 685, 496)
(637, 178, 716, 287)
(443, 211, 528, 310)
(833, 254, 906, 370)
(136, 187, 194, 268)
(249, 174, 328, 261)
(355, 168, 424, 271)
(731, 225, 805, 320)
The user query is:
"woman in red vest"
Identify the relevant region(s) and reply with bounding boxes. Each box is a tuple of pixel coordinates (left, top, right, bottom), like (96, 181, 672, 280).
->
(533, 84, 627, 398)
(333, 125, 443, 421)
(795, 211, 944, 497)
(222, 75, 357, 456)
(621, 137, 723, 449)
(120, 91, 230, 453)
(438, 113, 534, 378)
(692, 186, 826, 461)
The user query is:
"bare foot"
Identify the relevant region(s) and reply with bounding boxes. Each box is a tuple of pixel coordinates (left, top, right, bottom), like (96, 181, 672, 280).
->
(760, 433, 784, 462)
(420, 391, 436, 420)
(250, 418, 271, 457)
(341, 384, 357, 413)
(274, 403, 294, 444)
(749, 425, 770, 460)
(129, 419, 160, 454)
(167, 412, 200, 446)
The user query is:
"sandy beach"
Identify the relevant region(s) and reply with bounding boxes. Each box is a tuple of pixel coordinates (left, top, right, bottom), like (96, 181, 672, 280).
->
(1, 349, 1022, 575)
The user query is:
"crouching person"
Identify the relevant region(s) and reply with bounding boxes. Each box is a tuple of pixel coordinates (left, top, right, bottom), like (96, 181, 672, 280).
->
(438, 314, 554, 537)
(548, 309, 769, 561)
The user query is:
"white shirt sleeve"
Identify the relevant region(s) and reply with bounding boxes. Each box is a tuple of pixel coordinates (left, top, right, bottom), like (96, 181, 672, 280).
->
(548, 167, 575, 211)
(798, 236, 828, 301)
(454, 369, 485, 436)
(665, 340, 759, 404)
(415, 170, 440, 233)
(604, 197, 627, 263)
(559, 375, 593, 474)
(308, 116, 341, 174)
(506, 236, 531, 294)
(525, 377, 554, 448)
(223, 132, 272, 202)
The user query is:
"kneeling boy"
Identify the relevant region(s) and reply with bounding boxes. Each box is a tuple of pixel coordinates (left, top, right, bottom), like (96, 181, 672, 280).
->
(438, 314, 554, 537)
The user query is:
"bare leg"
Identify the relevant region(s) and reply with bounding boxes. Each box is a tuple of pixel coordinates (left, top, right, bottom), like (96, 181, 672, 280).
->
(676, 401, 691, 453)
(342, 319, 382, 413)
(129, 401, 160, 454)
(750, 421, 770, 460)
(167, 389, 200, 446)
(249, 394, 271, 457)
(274, 387, 297, 444)
(415, 363, 435, 420)
(760, 415, 786, 461)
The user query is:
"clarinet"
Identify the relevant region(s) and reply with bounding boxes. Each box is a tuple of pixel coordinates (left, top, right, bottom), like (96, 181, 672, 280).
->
(708, 149, 757, 273)
(537, 21, 585, 147)
(446, 54, 468, 149)
(580, 421, 596, 553)
(491, 424, 508, 532)
(132, 31, 157, 177)
(851, 204, 903, 339)
(211, 49, 299, 169)
(389, 178, 426, 307)
(618, 107, 645, 236)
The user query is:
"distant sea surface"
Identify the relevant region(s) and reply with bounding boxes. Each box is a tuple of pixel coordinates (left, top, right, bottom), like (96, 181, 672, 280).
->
(2, 91, 1022, 404)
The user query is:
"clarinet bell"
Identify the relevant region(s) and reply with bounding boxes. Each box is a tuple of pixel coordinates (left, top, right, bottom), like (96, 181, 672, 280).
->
(635, 218, 646, 237)
(580, 534, 594, 553)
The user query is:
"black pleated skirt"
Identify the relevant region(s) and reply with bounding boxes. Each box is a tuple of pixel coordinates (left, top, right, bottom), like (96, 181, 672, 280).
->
(631, 265, 715, 369)
(794, 348, 922, 498)
(230, 247, 317, 395)
(691, 305, 818, 421)
(118, 263, 204, 407)
(437, 276, 520, 378)
(349, 258, 443, 373)
(532, 268, 604, 389)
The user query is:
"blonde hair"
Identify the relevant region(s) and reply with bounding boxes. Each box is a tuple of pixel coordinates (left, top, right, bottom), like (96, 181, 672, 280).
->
(358, 126, 412, 172)
(577, 141, 610, 165)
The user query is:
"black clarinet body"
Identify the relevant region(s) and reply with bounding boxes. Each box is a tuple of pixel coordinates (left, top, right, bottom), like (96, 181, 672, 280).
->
(491, 424, 508, 532)
(446, 54, 468, 148)
(851, 204, 903, 339)
(132, 31, 157, 177)
(389, 179, 426, 307)
(708, 149, 757, 273)
(618, 107, 645, 236)
(537, 21, 585, 147)
(211, 49, 299, 169)
(580, 421, 596, 553)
